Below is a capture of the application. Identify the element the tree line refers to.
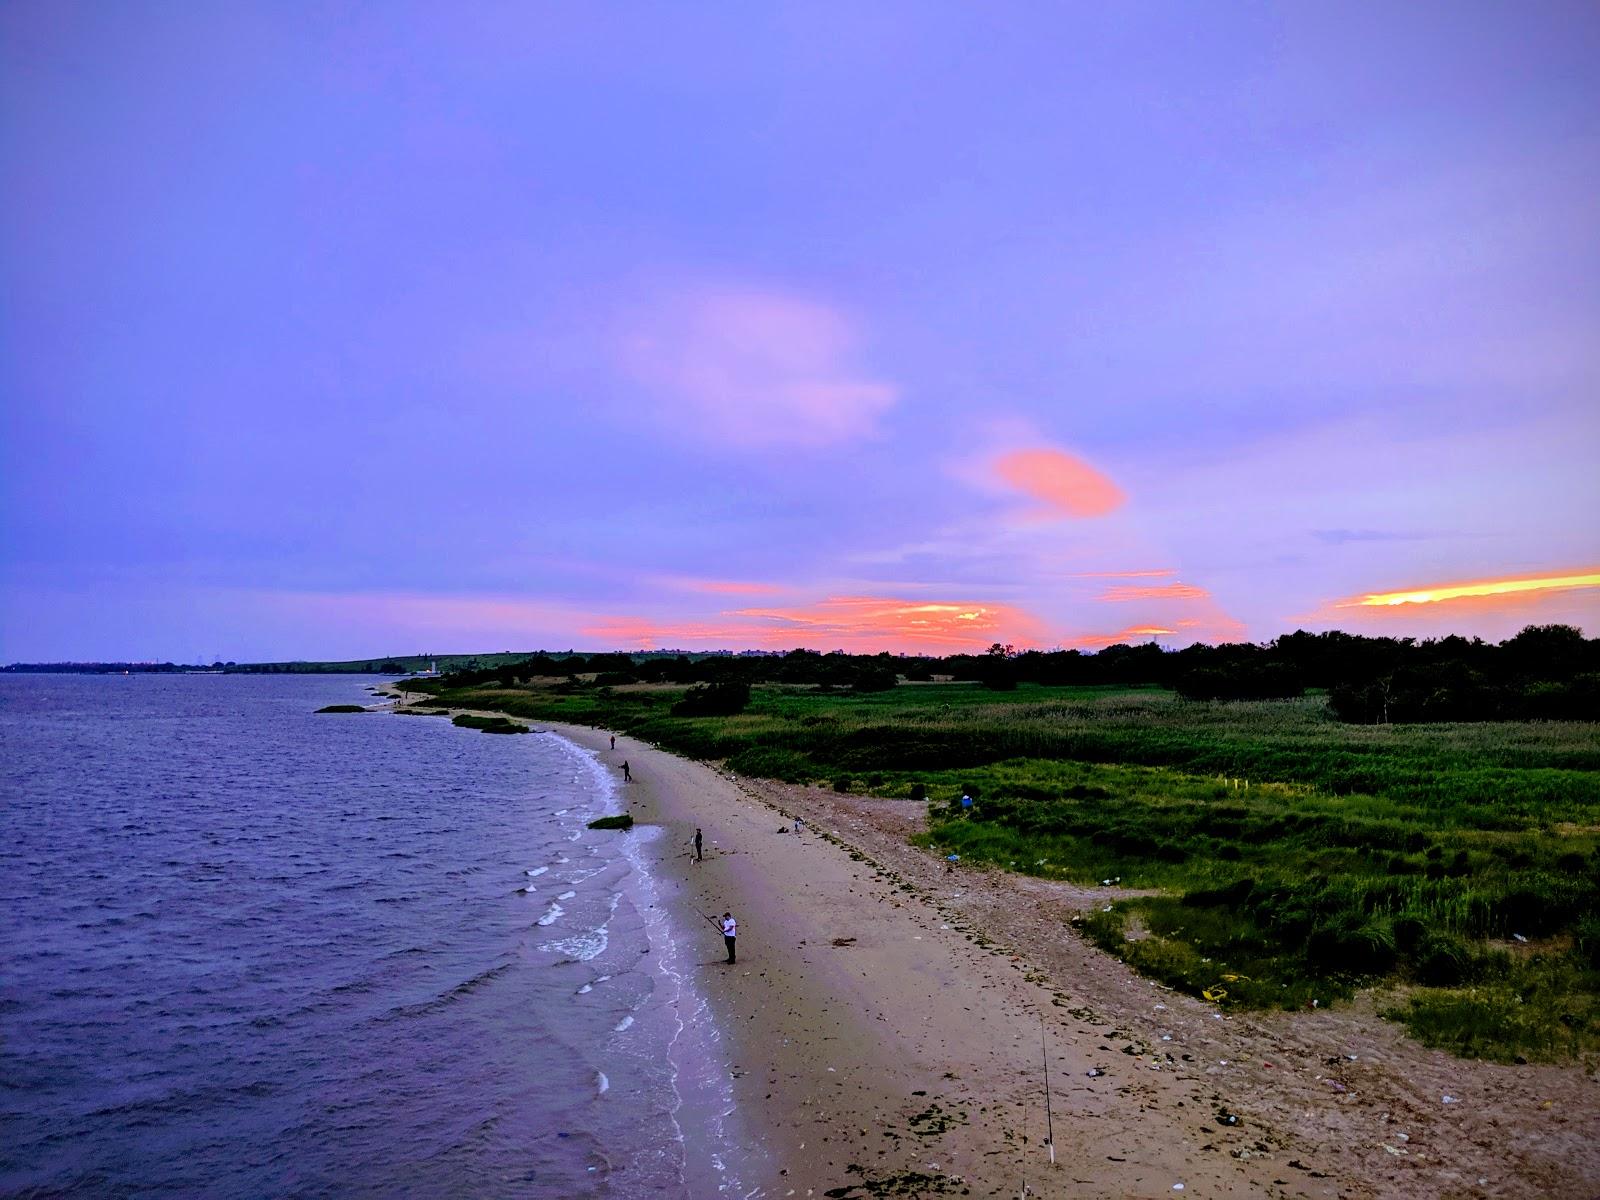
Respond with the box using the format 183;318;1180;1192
427;624;1600;723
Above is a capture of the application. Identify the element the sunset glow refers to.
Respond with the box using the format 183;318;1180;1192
1338;572;1600;609
2;5;1595;662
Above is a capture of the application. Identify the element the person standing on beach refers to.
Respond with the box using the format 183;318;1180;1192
621;760;631;782
610;735;615;750
720;912;737;964
693;828;704;862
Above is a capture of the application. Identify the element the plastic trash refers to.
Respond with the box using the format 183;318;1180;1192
1513;933;1528;943
946;854;960;862
1442;1094;1458;1104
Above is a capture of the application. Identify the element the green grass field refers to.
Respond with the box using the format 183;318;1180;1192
415;676;1600;1061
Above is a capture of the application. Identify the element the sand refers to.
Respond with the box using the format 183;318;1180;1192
406;695;1598;1198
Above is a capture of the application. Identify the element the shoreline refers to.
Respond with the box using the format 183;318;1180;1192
540;719;1337;1199
398;691;1597;1198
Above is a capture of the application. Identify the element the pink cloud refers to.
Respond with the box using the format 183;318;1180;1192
623;287;896;448
1099;581;1210;602
994;448;1125;517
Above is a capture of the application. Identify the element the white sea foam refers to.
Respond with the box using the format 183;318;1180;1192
526;867;548;877
614;1015;634;1032
558;890;576;900
542;927;607;961
597;1071;609;1094
536;903;564;927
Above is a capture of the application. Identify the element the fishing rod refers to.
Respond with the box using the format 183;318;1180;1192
1040;1012;1056;1166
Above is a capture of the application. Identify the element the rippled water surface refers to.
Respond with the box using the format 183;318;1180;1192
0;675;700;1198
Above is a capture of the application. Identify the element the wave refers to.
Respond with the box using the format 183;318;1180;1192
375;959;516;1022
536;903;564;927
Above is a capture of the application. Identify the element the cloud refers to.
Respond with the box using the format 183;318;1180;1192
1332;569;1600;609
993;448;1125;518
1099;581;1210;602
622;286;897;448
587;594;1049;654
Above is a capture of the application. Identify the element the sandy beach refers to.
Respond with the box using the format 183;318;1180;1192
428;696;1597;1199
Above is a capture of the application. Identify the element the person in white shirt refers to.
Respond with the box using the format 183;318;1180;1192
720;912;737;964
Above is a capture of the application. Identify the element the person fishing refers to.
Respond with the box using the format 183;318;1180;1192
692;827;704;862
621;760;630;782
704;911;737;963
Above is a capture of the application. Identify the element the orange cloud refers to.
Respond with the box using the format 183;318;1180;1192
1302;569;1600;641
1333;570;1600;609
1099;581;1210;602
586;595;1048;654
623;287;896;448
994;448;1125;518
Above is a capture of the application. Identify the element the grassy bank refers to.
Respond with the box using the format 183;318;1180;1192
412;676;1600;1061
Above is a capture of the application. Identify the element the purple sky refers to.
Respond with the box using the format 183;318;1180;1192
3;3;1598;661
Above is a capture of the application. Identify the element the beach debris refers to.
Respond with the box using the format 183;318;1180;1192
1201;986;1227;1002
1513;933;1528;942
1215;1107;1240;1126
831;937;857;947
1172;1185;1185;1191
1087;1068;1104;1077
945;854;960;862
1442;1094;1458;1104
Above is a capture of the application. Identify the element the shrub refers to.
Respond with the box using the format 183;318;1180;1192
1306;917;1396;977
1415;932;1473;985
671;681;751;717
452;714;528;734
908;782;927;802
832;775;853;793
851;666;899;693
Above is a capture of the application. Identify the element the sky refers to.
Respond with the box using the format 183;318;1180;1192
2;2;1598;661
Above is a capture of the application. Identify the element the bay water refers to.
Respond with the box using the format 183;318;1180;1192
0;674;743;1198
